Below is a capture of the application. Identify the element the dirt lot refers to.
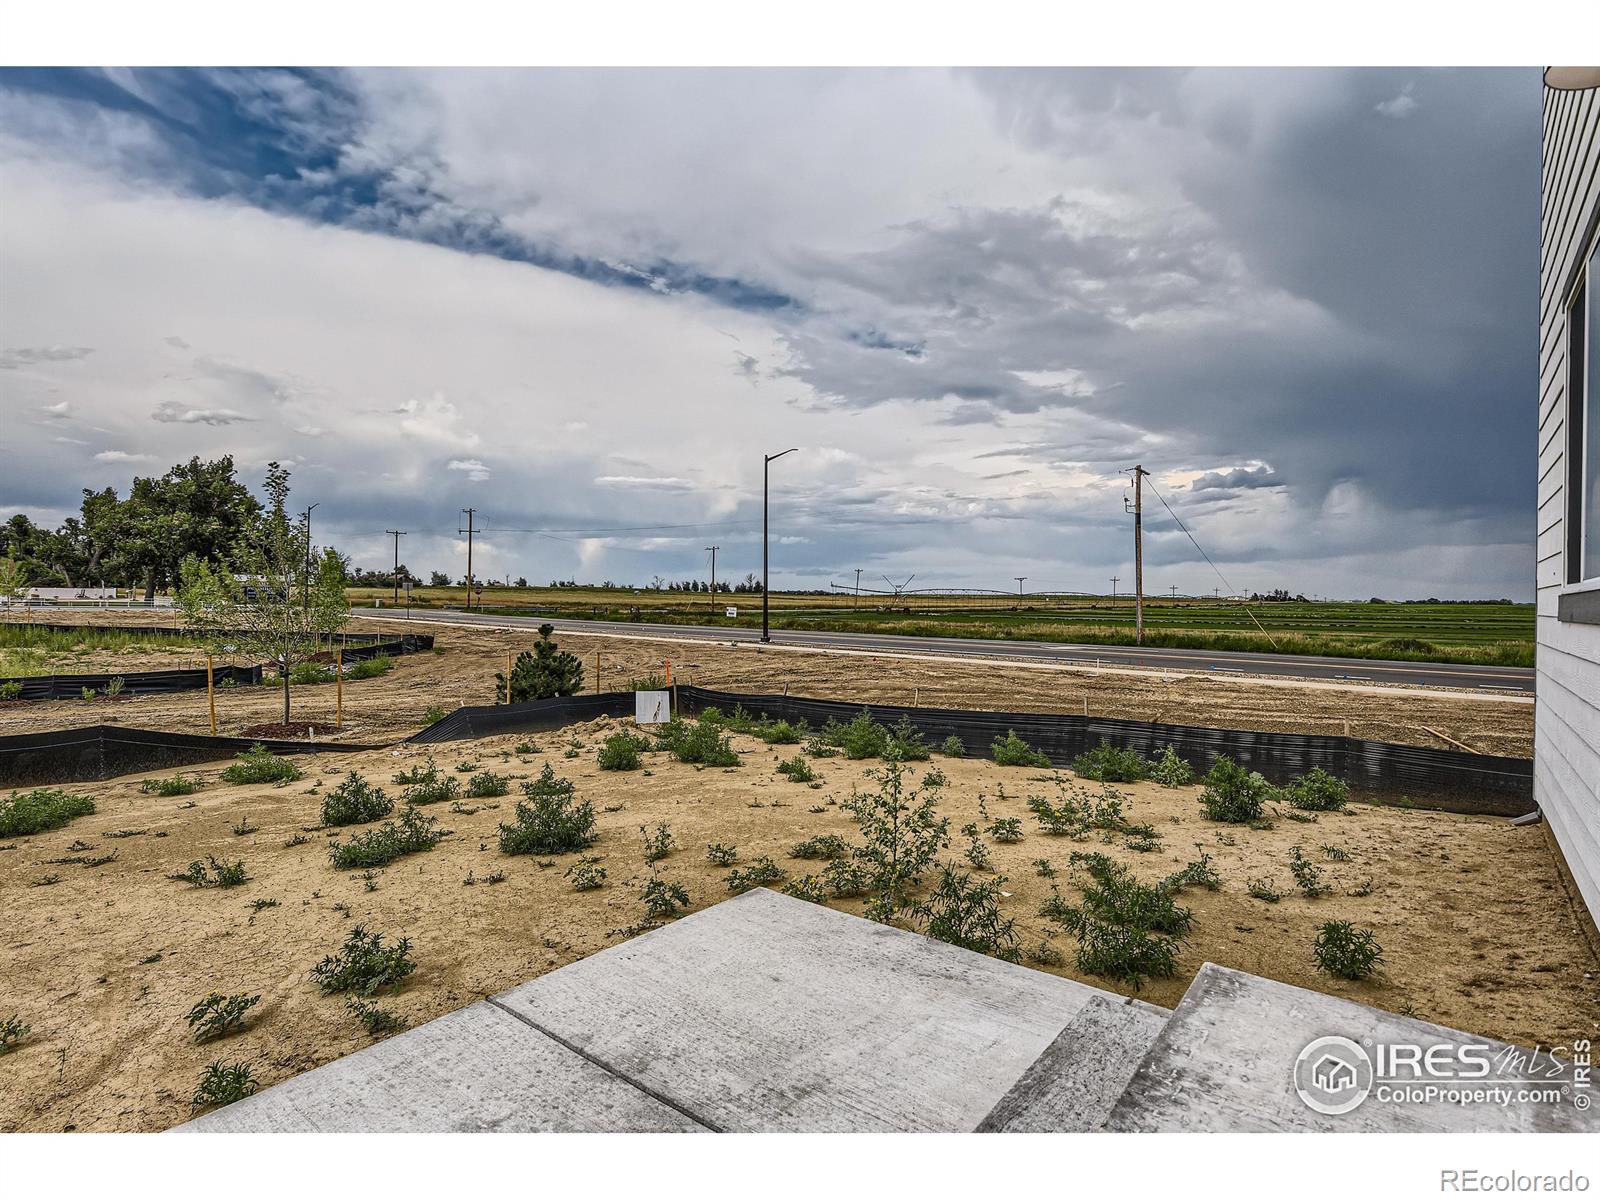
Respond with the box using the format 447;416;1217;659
0;614;1537;757
1;717;1594;1133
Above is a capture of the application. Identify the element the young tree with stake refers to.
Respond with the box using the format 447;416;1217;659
177;463;349;726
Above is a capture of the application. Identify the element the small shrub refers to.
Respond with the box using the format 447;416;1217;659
820;857;872;898
311;925;416;995
659;718;740;766
192;1061;258;1109
186;991;261;1043
1027;939;1066;968
820;710;888;759
462;770;508;798
220;744;300;785
725;856;786;893
1321;844;1350;862
321;773;392;827
1160;852;1222;893
0;681;22;701
991;730;1050;768
706;842;738;866
514;740;539;755
1288;845;1331;897
1246;876;1283;902
565;857;607;890
346;996;406;1036
790;833;850;860
1313;921;1384;980
0;788;96;838
776;755;818;783
81;685;97;701
1072;741;1149;783
913;866;1020;962
961;822;993;871
1284;767;1350;812
1149;746;1196;788
783;873;832;904
841;756;949;922
641;822;676;863
759;720;804;745
423;705;448;726
1072;917;1180;990
347;655;394;681
641;874;690;918
329;807;445;870
940;735;966;758
393;758;459;806
169;856;249;888
498;765;596;856
140;774;200;797
922;766;950;789
597;732;648;771
1;1015;31;1054
886;716;932;761
1032;857;1057;878
1197;756;1272;823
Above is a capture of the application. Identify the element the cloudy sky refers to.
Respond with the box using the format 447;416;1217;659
0;67;1539;598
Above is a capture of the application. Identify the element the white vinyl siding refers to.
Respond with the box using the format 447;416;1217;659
1538;83;1600;923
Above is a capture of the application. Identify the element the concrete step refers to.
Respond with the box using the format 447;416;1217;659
177;1000;704;1132
494;887;1116;1132
1104;963;1599;1133
976;993;1171;1132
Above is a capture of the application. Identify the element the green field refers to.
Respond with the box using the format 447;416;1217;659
349;587;1534;668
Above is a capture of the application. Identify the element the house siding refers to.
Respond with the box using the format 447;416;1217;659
1538;83;1600;922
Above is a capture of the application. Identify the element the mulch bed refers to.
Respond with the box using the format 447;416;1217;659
235;721;325;739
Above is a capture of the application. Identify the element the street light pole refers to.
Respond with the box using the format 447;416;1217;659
762;448;798;643
1015;575;1027;597
301;502;319;607
387;529;406;606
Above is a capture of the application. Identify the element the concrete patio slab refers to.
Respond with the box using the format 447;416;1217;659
1104;963;1599;1133
494;887;1110;1132
178;1000;705;1132
977;993;1170;1132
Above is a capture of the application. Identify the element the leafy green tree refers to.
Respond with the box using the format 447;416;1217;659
0;554;28;605
177;463;348;725
496;624;585;702
121;456;262;600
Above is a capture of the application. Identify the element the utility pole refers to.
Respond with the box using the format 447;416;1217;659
301;502;319;607
1109;575;1120;597
1170;584;1178;601
459;508;478;610
1015;576;1027;596
1125;464;1150;645
762;448;798;642
854;568;862;609
386;529;406;606
705;545;718;611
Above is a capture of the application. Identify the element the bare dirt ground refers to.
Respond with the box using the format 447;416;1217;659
0;614;1536;757
1;717;1594;1133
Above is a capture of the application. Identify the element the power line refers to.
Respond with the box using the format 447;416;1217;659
482;520;761;535
1142;475;1278;648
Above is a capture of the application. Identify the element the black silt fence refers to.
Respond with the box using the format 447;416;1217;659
0;633;433;700
0;664;264;701
408;692;637;742
402;686;1531;817
670;687;1532;817
0;725;382;788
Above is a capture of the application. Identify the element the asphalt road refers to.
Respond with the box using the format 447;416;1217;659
365;606;1535;693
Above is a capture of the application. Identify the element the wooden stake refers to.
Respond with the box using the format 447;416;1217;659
665;658;672;687
506;651;513;703
596;650;601;693
336;634;344;730
207;652;217;735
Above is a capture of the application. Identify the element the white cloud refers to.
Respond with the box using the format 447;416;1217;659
1375;84;1419;119
93;449;155;463
447;458;491;481
152;400;254;426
